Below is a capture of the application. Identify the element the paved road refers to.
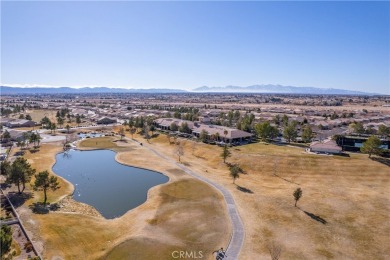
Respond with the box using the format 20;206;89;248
128;138;245;259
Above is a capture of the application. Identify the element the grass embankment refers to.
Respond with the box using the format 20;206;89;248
17;144;73;205
21;136;230;259
134;132;390;259
78;136;121;149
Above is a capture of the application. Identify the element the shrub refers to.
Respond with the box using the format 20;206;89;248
24;241;33;252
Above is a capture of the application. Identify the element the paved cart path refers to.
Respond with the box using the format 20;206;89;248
129;138;245;259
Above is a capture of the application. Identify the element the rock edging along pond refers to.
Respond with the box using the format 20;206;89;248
52;149;169;219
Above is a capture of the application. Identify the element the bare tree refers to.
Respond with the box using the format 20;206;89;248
118;127;125;140
175;141;184;162
130;127;136;139
266;241;282;260
144;125;151;143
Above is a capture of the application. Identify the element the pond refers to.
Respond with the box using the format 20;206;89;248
52;149;169;219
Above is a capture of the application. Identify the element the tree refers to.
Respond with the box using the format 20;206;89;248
0;224;13;255
19;114;25;119
223;129;228;142
65;124;71;134
282;114;289;127
349;122;365;134
118;127;125;140
40;116;51;127
150;125;156;136
35;132;42;147
1;130;11;141
0;161;11;176
221;144;231;163
29;132;37;147
25;114;32;120
361;136;382;158
283;122;298;143
378;125;390;137
200;130;209;143
7;157;35;193
255;122;279;142
301;126;313;143
179;122;191;134
67;113;72;123
33;170;60;205
57;117;64;128
175;141;184;162
50;122;57;134
229;164;240;184
76;114;81;126
293;187;302;207
130;127;136;139
21;133;30;149
273;115;281;126
170;122;178;131
128;118;135;128
144;125;151;143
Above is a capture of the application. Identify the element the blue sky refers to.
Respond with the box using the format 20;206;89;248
1;1;389;94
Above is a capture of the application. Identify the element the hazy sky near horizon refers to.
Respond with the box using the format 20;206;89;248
1;1;389;94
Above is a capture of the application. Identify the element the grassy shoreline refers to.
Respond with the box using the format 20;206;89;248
20;136;230;259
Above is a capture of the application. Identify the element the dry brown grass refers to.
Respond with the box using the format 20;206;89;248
139;133;390;259
79;136;120;149
19;137;230;259
22;143;73;205
26;109;58;123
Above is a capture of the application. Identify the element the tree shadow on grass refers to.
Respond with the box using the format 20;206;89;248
236;185;254;194
273;174;300;185
28;148;40;154
370;157;390;167
302;210;327;224
182;161;191;167
29;203;49;214
7;192;33;208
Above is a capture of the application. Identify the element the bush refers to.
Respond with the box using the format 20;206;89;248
24;241;33;252
1;224;13;254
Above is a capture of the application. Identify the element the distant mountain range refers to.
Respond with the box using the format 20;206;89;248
193;85;377;95
0;85;378;95
0;86;186;94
